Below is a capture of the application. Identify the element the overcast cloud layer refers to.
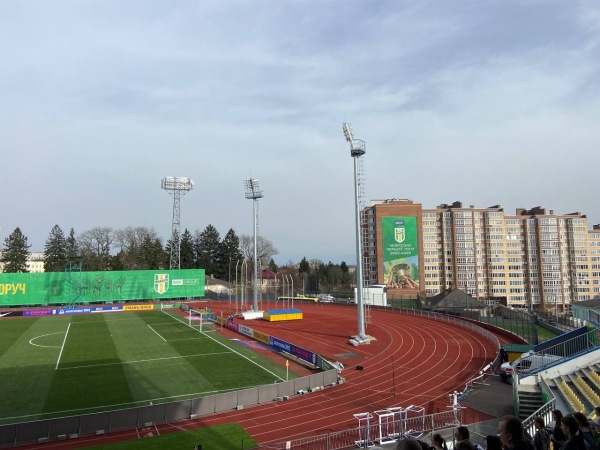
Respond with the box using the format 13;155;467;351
1;0;599;265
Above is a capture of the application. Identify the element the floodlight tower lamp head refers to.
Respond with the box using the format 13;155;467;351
244;178;264;200
343;123;354;143
342;122;366;157
161;176;194;192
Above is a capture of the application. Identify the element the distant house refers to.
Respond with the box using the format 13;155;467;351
259;269;276;289
204;276;232;295
429;288;485;317
0;252;45;273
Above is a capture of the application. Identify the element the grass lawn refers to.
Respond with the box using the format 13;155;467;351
0;310;294;425
86;423;257;450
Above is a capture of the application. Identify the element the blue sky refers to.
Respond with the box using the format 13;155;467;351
1;1;599;265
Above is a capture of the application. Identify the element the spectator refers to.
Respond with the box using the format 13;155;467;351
397;437;425;450
533;417;550;450
432;433;448;450
486;435;503;450
455;426;477;450
573;412;594;450
589;407;600;431
498;415;535;450
552;410;568;450
500;347;509;363
561;415;589;450
417;440;435;450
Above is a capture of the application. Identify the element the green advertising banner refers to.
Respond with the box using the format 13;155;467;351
382;216;420;290
0;269;205;307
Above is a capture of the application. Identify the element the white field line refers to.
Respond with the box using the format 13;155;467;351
147;324;166;341
55;322;71;370
29;332;63;349
160;310;285;382
1;381;267;423
56;351;231;371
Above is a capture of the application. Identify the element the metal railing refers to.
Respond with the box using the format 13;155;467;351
250;409;463;450
521;377;557;439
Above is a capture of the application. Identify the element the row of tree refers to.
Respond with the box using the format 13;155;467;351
1;225;275;279
1;226;353;291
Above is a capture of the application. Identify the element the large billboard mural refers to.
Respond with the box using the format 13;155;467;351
382;216;419;290
0;269;205;307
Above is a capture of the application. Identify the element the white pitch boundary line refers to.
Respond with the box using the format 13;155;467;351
147;324;166;341
57;351;231;371
0;381;269;423
160;310;285;382
55;322;71;370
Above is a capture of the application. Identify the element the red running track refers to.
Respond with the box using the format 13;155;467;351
16;302;499;449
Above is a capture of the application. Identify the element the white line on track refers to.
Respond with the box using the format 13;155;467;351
55;322;71;370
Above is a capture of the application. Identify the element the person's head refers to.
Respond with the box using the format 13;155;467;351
573;412;590;428
485;435;502;450
499;415;525;447
534;416;545;430
561;415;580;438
552;409;564;424
397;437;424;450
432;433;446;449
456;426;470;441
595;406;600;417
417;440;433;450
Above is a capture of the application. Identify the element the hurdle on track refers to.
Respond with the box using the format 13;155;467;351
374;409;397;445
386;406;406;439
353;412;374;448
405;405;425;438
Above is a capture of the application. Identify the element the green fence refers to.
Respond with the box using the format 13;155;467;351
0;269;205;306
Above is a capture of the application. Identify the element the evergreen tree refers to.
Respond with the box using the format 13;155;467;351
65;228;80;259
140;236;167;269
193;225;221;276
215;228;243;281
268;258;278;273
299;257;310;274
180;229;195;269
1;227;31;273
43;225;68;272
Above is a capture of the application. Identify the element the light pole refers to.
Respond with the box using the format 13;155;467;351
244;178;263;311
343;123;368;343
161;176;194;270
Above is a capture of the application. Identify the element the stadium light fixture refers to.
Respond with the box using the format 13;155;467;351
244;178;263;312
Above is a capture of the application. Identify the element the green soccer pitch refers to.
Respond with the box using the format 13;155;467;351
0;310;293;425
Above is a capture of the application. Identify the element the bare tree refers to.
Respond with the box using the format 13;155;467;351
113;227;160;270
240;235;279;268
78;227;113;270
114;226;159;253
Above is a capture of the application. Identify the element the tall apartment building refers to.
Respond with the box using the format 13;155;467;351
363;199;600;311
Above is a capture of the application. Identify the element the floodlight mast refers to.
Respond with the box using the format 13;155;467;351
244;178;263;311
342;123;368;343
161;176;194;270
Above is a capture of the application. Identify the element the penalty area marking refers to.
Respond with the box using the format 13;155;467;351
147;324;166;342
160;310;285;382
29;332;64;349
